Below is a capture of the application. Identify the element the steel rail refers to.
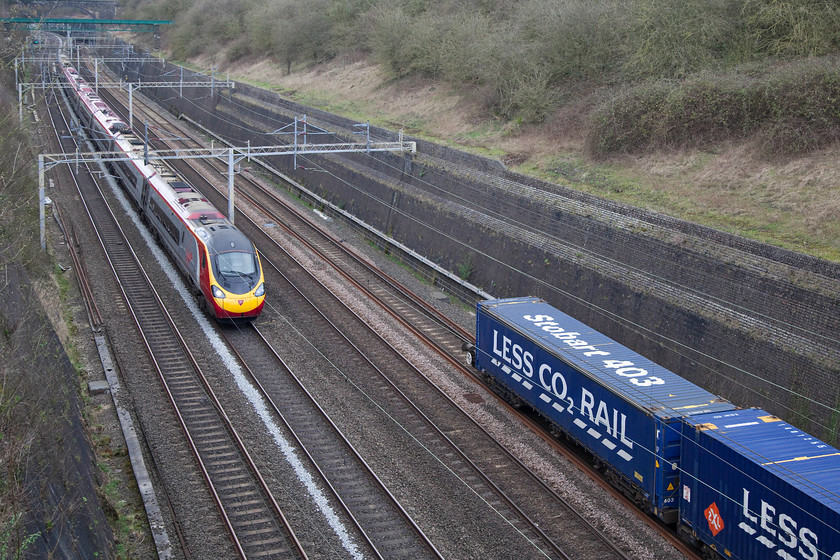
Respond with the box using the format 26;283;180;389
224;324;447;559
51;70;308;560
113;86;628;560
44;85;193;560
51;202;104;330
93;64;696;560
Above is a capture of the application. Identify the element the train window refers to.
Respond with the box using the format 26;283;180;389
216;251;257;276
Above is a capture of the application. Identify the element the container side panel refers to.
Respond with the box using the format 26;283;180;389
476;301;660;503
475;297;735;519
477;298;733;416
680;409;840;560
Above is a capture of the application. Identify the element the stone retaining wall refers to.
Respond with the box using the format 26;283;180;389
108;46;840;444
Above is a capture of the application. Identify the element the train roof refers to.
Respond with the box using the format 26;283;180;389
202;225;254;254
478;297;734;419
684;408;840;511
62;62;239;237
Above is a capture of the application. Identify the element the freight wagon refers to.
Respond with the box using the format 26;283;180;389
680;408;840;560
472;297;735;523
471;297;840;559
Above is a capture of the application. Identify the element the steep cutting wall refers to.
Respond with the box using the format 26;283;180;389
107;46;840;444
0;263;114;558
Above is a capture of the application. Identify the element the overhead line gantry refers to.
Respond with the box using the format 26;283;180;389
28;45;416;249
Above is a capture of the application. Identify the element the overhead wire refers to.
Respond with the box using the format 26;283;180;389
287;153;840;431
106;46;840;432
137;56;840;352
62;46;840;549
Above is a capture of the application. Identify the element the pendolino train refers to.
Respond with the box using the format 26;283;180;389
468;297;840;560
59;55;265;321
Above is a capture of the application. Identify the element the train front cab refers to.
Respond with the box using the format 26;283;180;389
199;230;265;322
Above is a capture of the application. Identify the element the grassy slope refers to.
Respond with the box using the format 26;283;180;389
194;53;840;264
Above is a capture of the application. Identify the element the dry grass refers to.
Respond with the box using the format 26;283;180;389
216;55;840;263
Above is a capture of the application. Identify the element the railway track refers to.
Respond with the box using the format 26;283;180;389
227;172;476;361
85;77;629;558
76;55;692;558
217;175;702;560
92;54;840;370
49;68;307;560
83;63;476;361
223;324;443;560
52;202;104;330
210;169;700;560
235;233;618;559
138;135;635;558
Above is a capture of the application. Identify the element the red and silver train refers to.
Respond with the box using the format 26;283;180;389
60;55;265;321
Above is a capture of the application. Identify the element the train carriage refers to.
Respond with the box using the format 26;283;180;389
680;408;840;560
60;56;264;321
472;297;840;559
473;297;735;523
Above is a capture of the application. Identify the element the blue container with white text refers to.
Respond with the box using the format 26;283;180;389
680;408;840;560
475;297;734;523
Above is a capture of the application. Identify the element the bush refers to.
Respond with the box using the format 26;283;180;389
495;66;558;124
243;0;336;73
744;0;840;57
513;0;625;82
586;81;672;157
435;12;495;84
587;57;840;158
755;60;840;155
366;5;417;77
624;0;745;79
145;0;840;149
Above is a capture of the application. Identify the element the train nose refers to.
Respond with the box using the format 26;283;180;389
218;295;262;314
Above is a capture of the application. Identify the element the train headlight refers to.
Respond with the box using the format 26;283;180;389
254;283;264;297
211;285;225;299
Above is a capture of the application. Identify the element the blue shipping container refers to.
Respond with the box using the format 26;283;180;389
475;297;734;523
680;408;840;560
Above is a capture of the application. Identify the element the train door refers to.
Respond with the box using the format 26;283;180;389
179;230;199;283
654;418;682;524
198;246;211;306
130;171;145;204
140;181;150;213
